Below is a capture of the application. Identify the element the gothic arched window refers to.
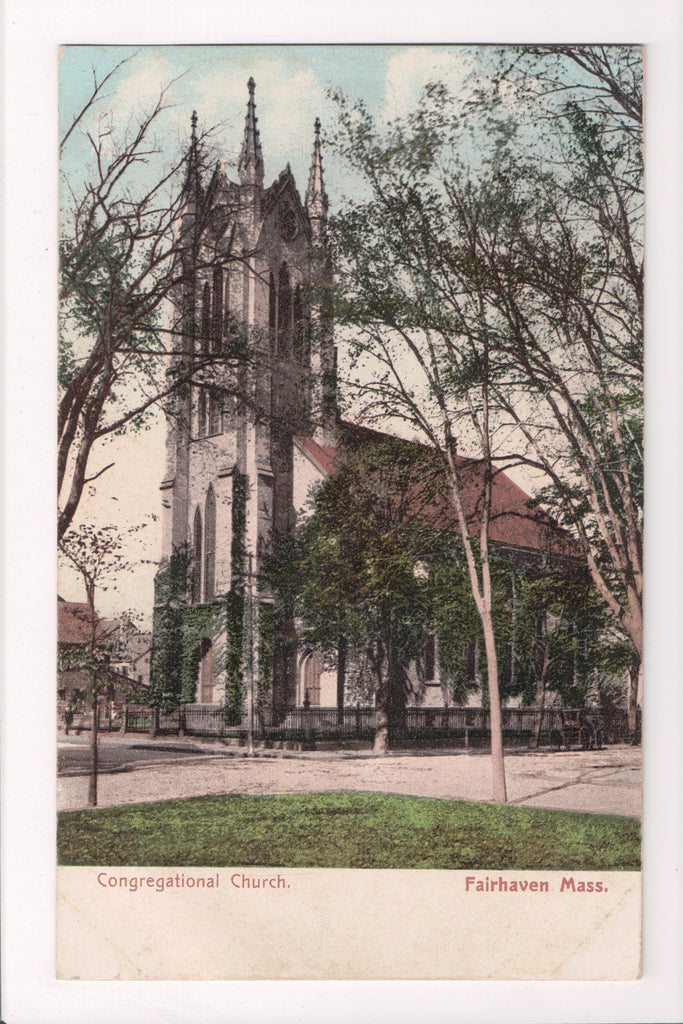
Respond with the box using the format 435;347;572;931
223;270;231;349
191;506;203;604
423;633;436;682
201;282;211;353
211;268;223;354
208;391;222;436
277;263;292;357
268;271;277;350
197;389;207;437
204;485;216;602
198;638;214;703
293;283;305;361
302;654;322;707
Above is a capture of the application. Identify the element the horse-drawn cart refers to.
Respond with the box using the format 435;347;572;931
549;709;604;751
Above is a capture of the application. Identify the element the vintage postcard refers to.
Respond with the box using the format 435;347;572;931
52;42;647;984
0;0;681;1014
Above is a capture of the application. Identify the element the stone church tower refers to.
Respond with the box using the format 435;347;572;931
151;80;335;721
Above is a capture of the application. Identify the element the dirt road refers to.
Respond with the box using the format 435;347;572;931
57;739;641;817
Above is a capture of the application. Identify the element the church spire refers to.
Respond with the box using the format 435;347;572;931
182;109;203;204
305;117;329;241
238;77;264;188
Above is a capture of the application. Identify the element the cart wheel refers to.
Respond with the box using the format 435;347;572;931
550;729;563;752
580;727;593;750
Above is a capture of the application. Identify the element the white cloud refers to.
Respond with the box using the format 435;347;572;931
381;47;475;121
189;57;328;191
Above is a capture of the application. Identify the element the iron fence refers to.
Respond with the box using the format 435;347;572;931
111;703;630;747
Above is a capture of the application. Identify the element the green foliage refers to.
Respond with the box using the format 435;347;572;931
58;791;640;870
149;550;188;710
257;601;275;714
294;439;437;666
181;605;219;703
329;48;643;675
224;470;247;725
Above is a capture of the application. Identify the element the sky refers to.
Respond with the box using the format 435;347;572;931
58;44;498;619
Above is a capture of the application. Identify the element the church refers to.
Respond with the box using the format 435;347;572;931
150;80;580;724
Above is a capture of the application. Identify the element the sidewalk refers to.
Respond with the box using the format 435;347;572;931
57;740;642;818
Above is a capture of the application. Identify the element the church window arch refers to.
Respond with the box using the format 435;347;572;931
211;268;223;354
423;633;436;682
268;271;277;350
200;281;211;353
223;270;232;349
198;637;214;703
197;389;208;437
191;506;203;604
277;262;292;357
301;653;322;707
204;485;216;602
293;283;306;361
208;391;222;435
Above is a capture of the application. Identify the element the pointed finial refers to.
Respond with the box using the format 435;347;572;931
184;109;202;199
239;77;264;187
306;117;329;234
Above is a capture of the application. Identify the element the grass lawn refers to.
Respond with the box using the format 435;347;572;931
57;791;641;869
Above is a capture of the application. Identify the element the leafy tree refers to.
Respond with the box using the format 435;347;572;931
328;46;643;800
454;46;643;729
288;438;442;753
59;523;135;806
330;89;536;800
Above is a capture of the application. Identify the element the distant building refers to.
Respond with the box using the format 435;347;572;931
57;598;148;728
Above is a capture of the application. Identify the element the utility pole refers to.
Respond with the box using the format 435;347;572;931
246;551;255;756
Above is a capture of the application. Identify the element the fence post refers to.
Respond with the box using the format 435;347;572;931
122;703;129;735
355;701;361;739
178;703;186;739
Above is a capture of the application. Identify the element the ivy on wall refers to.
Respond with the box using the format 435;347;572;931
150;547;220;707
181;604;219;702
149;548;188;711
224;469;247;724
257;600;274;716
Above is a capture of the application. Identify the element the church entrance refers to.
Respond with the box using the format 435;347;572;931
198;638;214;704
301;654;322;706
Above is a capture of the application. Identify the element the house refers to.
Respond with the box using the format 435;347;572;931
150;80;583;722
57;598;148;728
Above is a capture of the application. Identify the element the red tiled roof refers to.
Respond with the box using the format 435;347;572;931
297;422;582;559
57;600;105;646
295;435;339;476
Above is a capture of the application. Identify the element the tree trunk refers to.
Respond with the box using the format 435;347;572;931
627;653;641;740
532;641;549;749
336;636;346;726
88;692;98;808
373;705;389;755
482;619;507;803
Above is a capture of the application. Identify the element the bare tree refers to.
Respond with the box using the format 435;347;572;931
59;62;263;540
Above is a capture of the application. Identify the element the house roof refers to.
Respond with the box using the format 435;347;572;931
296;422;582;560
57;600;104;646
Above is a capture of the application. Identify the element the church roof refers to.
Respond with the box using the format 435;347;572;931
297;422;582;560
